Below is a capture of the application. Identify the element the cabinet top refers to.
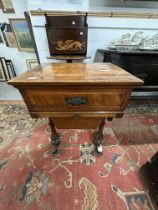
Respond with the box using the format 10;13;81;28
8;62;143;86
99;49;158;55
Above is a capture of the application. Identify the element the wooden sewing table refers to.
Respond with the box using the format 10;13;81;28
8;63;143;155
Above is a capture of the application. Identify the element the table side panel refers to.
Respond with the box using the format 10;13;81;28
21;87;131;112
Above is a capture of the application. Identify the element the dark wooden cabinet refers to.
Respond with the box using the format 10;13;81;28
45;14;88;55
98;49;158;100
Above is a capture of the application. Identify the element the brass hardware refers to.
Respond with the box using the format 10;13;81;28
66;97;87;106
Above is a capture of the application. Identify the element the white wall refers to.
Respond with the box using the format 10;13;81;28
0;0;36;75
2;0;158;72
90;0;158;9
27;0;89;11
27;0;158;11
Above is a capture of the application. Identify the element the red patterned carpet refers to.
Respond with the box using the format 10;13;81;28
0;102;158;210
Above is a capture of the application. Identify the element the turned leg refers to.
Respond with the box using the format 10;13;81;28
49;118;60;155
93;118;105;155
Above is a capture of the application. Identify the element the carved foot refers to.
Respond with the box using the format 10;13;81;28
92;118;105;155
51;134;60;146
93;132;103;155
50;134;60;155
49;118;61;155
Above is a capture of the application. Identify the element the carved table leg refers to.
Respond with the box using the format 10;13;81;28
93;118;105;155
49;118;60;155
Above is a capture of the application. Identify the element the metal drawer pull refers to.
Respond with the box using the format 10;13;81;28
66;97;87;106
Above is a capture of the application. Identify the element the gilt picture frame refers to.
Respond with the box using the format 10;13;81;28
0;32;3;43
9;18;34;52
26;59;39;70
5;31;17;48
0;0;15;13
0;60;6;81
0;23;17;47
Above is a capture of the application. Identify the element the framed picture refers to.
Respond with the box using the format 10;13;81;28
0;32;3;43
0;60;6;81
26;59;39;70
9;18;34;52
5;32;17;48
0;23;17;47
0;0;15;13
6;59;16;78
0;57;10;80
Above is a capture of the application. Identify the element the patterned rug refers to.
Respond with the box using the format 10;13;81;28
0;102;158;210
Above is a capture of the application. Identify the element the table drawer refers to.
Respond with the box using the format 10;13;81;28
23;88;128;112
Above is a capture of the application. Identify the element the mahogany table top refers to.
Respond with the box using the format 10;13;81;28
8;63;143;87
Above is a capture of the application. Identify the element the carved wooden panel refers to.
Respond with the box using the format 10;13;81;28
46;27;87;55
45;14;88;55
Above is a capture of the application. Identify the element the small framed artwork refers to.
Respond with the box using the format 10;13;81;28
5;32;17;48
26;59;39;70
9;18;34;52
0;0;15;13
0;57;10;80
0;23;17;47
0;61;6;81
0;32;3;43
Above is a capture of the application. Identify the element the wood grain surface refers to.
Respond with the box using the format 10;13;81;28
8;63;143;86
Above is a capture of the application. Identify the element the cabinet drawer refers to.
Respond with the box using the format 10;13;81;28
24;88;128;112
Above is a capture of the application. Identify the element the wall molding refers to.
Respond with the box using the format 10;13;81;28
33;25;158;31
30;10;87;16
30;10;158;19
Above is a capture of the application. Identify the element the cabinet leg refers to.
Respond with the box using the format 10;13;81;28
93;118;105;155
49;118;60;155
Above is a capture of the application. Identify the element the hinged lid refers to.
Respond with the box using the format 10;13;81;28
8;63;144;87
